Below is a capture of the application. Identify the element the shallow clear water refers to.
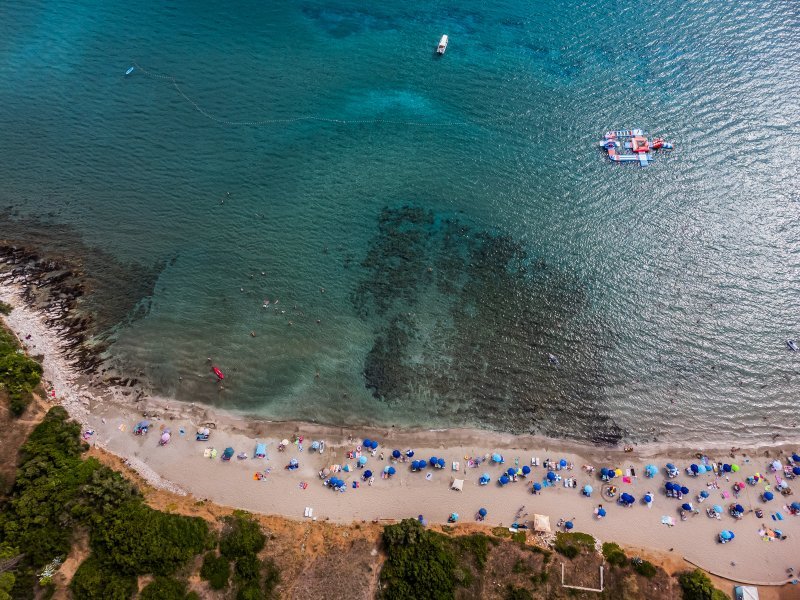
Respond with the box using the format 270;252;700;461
1;0;799;442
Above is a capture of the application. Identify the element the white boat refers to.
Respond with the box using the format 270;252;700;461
437;35;448;55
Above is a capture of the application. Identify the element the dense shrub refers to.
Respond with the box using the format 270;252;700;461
678;569;729;600
601;542;628;567
380;519;457;600
237;582;266;600
0;301;12;315
553;532;593;559
505;585;534;600
633;559;657;578
70;555;136;600
0;328;42;417
91;500;210;575
139;576;190;600
200;551;230;590
220;512;266;560
234;554;262;582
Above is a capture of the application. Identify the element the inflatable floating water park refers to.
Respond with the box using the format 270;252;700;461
599;129;673;167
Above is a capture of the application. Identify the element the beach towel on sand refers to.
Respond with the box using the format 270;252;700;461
661;516;675;526
623;476;632;484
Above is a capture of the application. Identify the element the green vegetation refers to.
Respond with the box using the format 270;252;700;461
0;407;214;599
0;301;11;315
632;559;657;578
678;569;729;600
602;542;628;567
200;551;230;589
140;576;194;600
220;511;267;559
0;327;42;416
381;518;458;599
553;531;595;559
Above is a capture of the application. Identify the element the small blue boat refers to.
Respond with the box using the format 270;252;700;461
125;66;135;76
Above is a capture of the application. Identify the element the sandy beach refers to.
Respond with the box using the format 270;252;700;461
2;282;799;588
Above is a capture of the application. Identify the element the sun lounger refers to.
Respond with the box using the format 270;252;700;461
452;462;460;471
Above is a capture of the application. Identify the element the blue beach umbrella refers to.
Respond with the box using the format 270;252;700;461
363;438;371;448
532;482;542;491
680;486;689;495
584;484;593;495
697;464;707;474
522;465;531;475
713;504;723;514
720;530;733;541
690;464;699;474
417;460;426;470
492;453;503;463
700;491;709;498
430;457;438;467
565;521;574;530
364;470;372;478
601;467;610;478
383;466;391;473
607;469;616;479
644;494;653;503
791;502;800;511
763;491;774;501
666;463;676;471
734;504;744;513
682;503;692;511
500;475;510;486
507;467;516;476
482;472;491;480
645;464;658;477
358;456;368;466
392;449;401;459
406;450;415;458
559;459;568;468
437;458;445;468
723;464;732;473
478;508;488;517
370;440;379;449
793;466;800;476
793;454;800;462
665;482;674;491
388;466;396;475
411;460;420;470
622;493;635;504
597;507;606;517
547;471;557;481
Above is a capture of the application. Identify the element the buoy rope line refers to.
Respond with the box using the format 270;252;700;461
131;61;476;128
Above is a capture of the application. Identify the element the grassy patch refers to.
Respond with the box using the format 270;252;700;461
601;542;628;567
554;531;594;558
0;327;42;416
492;527;511;538
632;559;657;578
0;301;12;315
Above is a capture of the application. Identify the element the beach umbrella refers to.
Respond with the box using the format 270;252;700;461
507;467;516;476
364;470;372;478
697;465;706;474
430;457;439;467
690;464;699;474
492;453;503;463
478;508;488;517
418;460;426;470
645;464;657;477
607;470;616;479
383;466;391;473
358;456;368;466
559;459;568;468
406;450;415;457
682;503;692;511
665;482;674;491
363;438;371;447
771;460;782;471
712;504;723;514
722;464;732;473
522;465;531;475
720;530;733;540
547;471;557;481
731;464;740;472
763;491;774;501
565;521;574;530
791;502;800;511
411;460;420;470
623;493;635;504
482;472;491;480
793;466;800;476
500;475;510;486
533;482;542;491
584;484;593;495
644;494;653;503
614;468;623;477
734;504;744;514
388;466;396;475
700;491;709;498
437;458;445;468
370;440;379;449
392;449;401;459
793;454;800;462
597;507;606;517
281;439;290;446
600;467;609;477
666;463;676;471
680;486;689;495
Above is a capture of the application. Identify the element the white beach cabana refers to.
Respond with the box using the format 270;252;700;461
451;479;464;491
533;514;551;533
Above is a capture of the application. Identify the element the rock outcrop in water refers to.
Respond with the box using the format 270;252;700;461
354;205;623;444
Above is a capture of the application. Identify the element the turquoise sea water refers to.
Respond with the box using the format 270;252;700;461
1;0;799;443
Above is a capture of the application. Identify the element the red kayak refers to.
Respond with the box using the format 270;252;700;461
212;366;225;380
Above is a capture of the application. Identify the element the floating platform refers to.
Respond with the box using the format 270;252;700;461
599;129;672;167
